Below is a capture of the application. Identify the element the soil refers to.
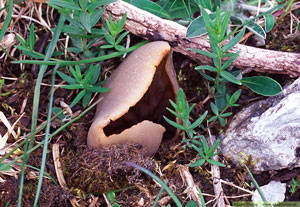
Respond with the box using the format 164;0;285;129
0;2;300;207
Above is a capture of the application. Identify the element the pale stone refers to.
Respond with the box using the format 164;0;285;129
221;78;300;171
252;181;286;204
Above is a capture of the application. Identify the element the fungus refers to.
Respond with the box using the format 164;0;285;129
87;41;180;155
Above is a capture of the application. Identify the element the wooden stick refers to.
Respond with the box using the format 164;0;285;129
103;1;300;77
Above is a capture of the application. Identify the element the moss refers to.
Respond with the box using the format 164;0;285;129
61;143;156;195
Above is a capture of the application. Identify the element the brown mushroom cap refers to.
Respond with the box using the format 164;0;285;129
88;41;179;155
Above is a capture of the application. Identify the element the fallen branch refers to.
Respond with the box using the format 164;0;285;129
103;1;300;77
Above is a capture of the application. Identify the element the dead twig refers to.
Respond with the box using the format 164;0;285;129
178;164;203;207
103;0;300;77
207;128;225;207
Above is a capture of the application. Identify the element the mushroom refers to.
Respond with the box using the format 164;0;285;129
87;41;180;155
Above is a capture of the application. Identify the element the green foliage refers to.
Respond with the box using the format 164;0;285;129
189;137;225;167
186;0;284;39
102;13;129;52
164;88;224;167
0;0;13;43
241;76;281;96
15;24;45;59
124;0;172;19
190;5;281;123
57;64;110;108
106;191;121;207
208;89;241;126
290;178;300;195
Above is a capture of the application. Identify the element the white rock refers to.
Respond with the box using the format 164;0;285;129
221;78;300;171
252;181;286;204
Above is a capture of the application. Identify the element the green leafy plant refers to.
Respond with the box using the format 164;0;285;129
208;89;241;126
164;88;224;167
189;6;281;117
101;13;129;52
15;24;45;60
57;64;109;108
106;191;121;207
187;0;284;39
290;178;300;195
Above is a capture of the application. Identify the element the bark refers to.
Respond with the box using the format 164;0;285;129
103;0;300;77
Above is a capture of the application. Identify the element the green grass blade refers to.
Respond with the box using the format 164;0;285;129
0;0;13;42
12;41;147;65
18;15;66;207
4;99;101;167
34;64;59;206
244;165;269;204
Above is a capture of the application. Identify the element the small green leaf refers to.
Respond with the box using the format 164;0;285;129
188;48;218;59
202;137;209;154
264;13;275;33
83;66;96;86
208;115;217;122
169;99;179;112
163;116;185;130
166;108;181;119
208;139;220;154
90;8;105;27
220;71;242;85
206;159;225;167
106;191;117;203
229;89;241;105
186;16;207;38
74;65;82;81
218;116;226;126
87;86;110;93
197;69;215;81
89;64;101;85
246;21;266;39
123;0;171;19
16;34;26;46
62;84;83;90
222;27;246;53
104;34;115;45
220;112;232;117
47;0;81;11
70;90;86;108
177;88;186;113
187;111;208;130
79;12;91;33
210;102;219;115
116;31;129;45
241;76;282;96
190;159;205;167
52;107;64;119
195;65;217;72
0;163;12;171
220;11;231;40
185;201;198;207
115;45;126;52
200;6;215;30
87;0;117;11
116;13;127;34
29;24;35;50
221;52;239;70
82;91;92;107
57;71;77;84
